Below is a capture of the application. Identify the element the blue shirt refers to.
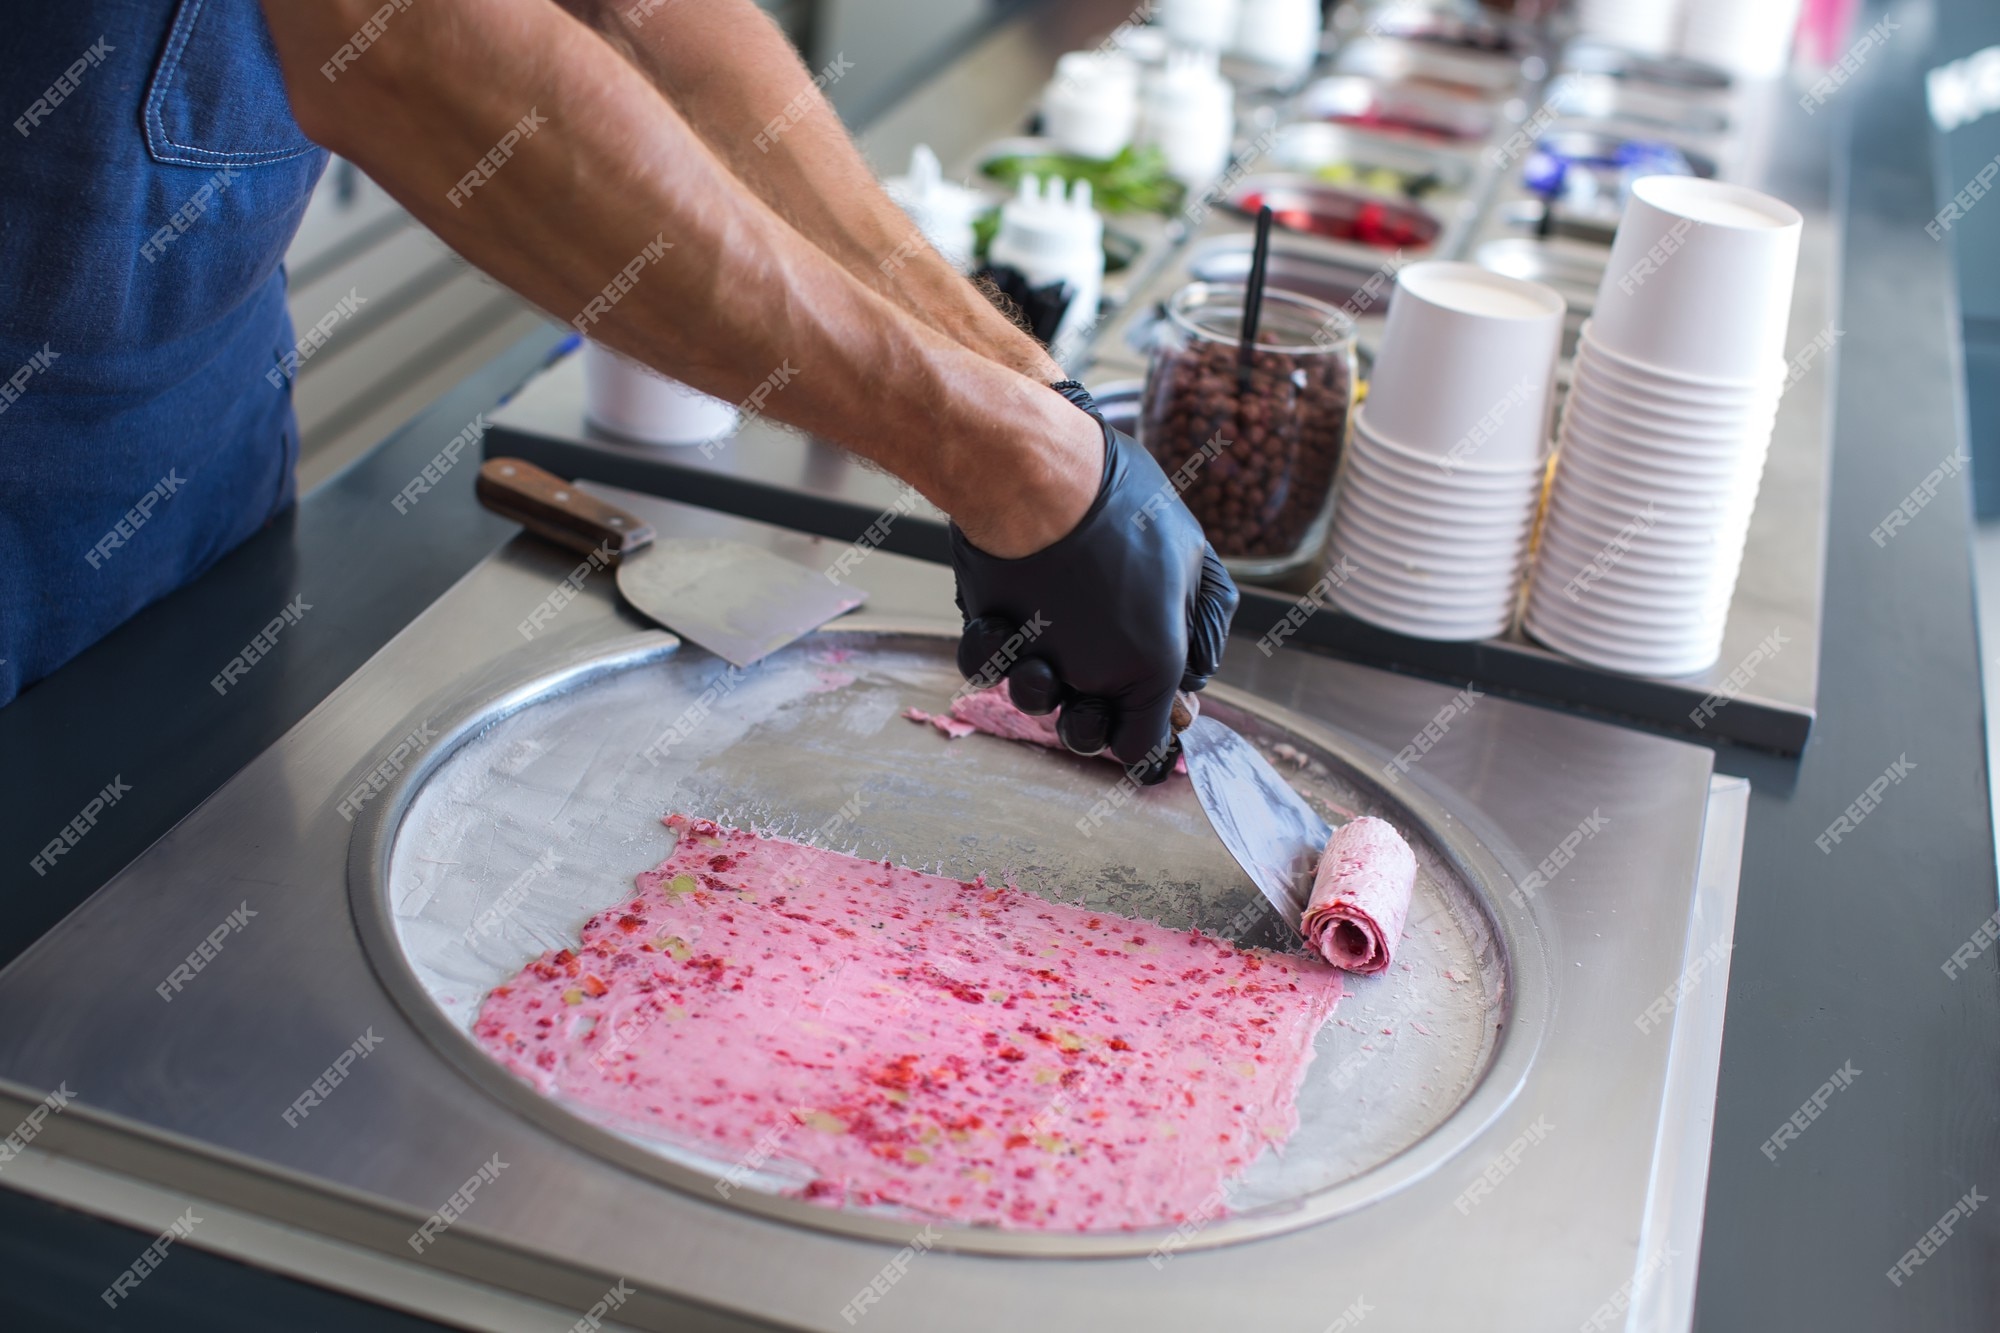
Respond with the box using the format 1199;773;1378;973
0;0;327;706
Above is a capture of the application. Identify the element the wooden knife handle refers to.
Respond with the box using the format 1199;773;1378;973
476;457;655;562
1170;691;1200;733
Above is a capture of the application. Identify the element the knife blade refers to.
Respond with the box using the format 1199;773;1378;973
1177;714;1332;934
615;537;864;668
476;458;864;666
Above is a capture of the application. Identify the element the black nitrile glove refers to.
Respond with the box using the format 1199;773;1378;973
949;394;1239;785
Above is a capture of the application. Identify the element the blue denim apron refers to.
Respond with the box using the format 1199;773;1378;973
0;0;328;706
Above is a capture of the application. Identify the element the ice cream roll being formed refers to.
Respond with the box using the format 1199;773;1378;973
1301;815;1417;975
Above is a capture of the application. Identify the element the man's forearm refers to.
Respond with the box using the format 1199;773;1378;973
261;0;1095;556
569;0;1063;383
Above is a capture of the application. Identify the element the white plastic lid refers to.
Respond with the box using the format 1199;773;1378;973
884;144;983;226
1054;50;1138;89
993;175;1104;264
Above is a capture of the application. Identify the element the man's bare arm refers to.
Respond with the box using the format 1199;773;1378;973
565;0;1062;382
260;0;1095;557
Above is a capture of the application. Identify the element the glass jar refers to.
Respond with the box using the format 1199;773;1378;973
1138;283;1357;579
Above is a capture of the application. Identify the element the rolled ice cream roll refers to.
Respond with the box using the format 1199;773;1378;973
1300;816;1416;974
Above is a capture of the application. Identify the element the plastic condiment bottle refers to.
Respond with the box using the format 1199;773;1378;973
1231;0;1323;80
1139;50;1236;187
1156;0;1242;52
985;174;1105;369
1041;51;1141;161
882;144;984;274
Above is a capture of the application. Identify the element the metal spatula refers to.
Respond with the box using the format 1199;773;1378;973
476;457;865;667
1171;696;1331;934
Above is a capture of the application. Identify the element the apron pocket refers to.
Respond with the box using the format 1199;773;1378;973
143;0;321;168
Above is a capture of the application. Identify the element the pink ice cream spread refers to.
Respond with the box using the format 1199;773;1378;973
906;684;1188;772
473;815;1342;1230
1300;816;1417;975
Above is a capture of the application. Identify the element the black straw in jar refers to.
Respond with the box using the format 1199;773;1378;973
1237;203;1275;390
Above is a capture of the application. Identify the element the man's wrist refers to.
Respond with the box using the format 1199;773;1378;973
946;381;1104;559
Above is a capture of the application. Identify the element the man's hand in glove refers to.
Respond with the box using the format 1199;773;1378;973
948;385;1239;785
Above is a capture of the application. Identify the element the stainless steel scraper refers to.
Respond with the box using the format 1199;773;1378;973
1173;699;1331;934
477;457;865;666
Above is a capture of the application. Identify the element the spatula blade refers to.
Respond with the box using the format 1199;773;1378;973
617;538;865;667
1178;716;1333;934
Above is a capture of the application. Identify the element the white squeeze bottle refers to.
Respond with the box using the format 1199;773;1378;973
985;174;1105;370
882;144;983;274
1041;50;1141;160
1139;49;1235;187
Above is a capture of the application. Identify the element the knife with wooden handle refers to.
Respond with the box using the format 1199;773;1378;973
476;457;656;560
477;457;865;667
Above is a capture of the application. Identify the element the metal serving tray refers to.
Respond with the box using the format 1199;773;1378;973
0;488;1738;1332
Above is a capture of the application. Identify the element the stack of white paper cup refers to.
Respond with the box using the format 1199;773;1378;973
1525;176;1803;677
1575;0;1682;57
1677;0;1802;79
583;342;740;446
1328;262;1566;641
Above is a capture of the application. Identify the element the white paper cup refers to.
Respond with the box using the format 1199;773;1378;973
1555;444;1759;503
1677;0;1802;79
1540;488;1751;559
1334;579;1516;641
1539;489;1749;564
1335;560;1520;611
1571;348;1783;419
1333;501;1531;567
1531;579;1734;640
1528;536;1736;600
1342;444;1547;515
1333;507;1532;571
1570;366;1783;433
1530;595;1729;649
1564;383;1779;451
1562;415;1772;478
1338;481;1541;541
1335;525;1524;583
1342;559;1526;606
1353;407;1550;483
1561;408;1766;467
1363;263;1566;470
1536;515;1737;580
1526;610;1728;672
1550;465;1758;535
1589;179;1803;383
1576;0;1681;57
1559;580;1736;632
1523;603;1724;677
583;342;740;446
1336;555;1525;608
1578;328;1789;406
1559;416;1770;489
1576;327;1787;399
1559;414;1771;489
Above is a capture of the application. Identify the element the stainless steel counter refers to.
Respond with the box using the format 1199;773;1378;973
0;485;1740;1332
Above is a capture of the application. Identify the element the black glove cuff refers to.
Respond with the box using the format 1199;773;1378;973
1048;379;1099;418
